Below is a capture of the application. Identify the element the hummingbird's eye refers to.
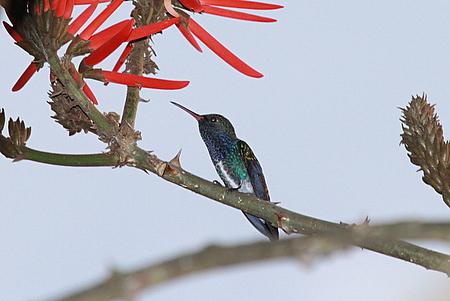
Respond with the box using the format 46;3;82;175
211;117;217;122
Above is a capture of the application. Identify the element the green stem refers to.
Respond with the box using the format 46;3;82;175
120;1;148;128
21;147;119;167
121;40;146;127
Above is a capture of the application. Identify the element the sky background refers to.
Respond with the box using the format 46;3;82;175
1;1;450;300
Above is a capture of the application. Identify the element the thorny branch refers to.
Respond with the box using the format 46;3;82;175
1;1;450;301
3;94;450;277
46;222;450;301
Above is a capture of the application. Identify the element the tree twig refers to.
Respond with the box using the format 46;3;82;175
133;147;450;276
45;222;450;301
16;147;119;167
33;11;450;283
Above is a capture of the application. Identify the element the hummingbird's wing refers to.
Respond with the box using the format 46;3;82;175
238;140;279;240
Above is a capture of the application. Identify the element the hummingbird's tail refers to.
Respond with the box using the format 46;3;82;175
243;212;279;241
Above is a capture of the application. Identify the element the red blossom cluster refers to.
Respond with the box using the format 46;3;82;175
2;0;281;104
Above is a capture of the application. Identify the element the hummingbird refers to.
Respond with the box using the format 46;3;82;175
171;101;279;241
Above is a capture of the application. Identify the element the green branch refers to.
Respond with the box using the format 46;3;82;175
19;147;119;167
6;55;450;276
132;147;450;276
45;222;450;301
121;1;163;128
121;39;145;127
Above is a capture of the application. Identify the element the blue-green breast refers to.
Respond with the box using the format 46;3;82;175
201;132;252;191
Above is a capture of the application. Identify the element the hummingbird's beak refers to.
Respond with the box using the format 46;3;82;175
171;101;204;121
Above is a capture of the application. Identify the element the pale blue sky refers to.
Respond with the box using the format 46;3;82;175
1;1;450;300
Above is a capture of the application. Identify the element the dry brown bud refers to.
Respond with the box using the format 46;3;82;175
400;94;450;207
48;81;95;136
0;111;31;160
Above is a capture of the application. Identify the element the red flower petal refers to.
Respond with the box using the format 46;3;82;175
64;0;75;19
164;0;179;17
67;1;98;36
89;19;131;50
83;19;134;66
3;21;23;42
127;17;179;42
12;62;38;92
35;2;42;15
56;0;67;17
80;0;124;40
44;0;51;12
175;23;202;52
200;0;283;10
74;0;109;4
201;5;276;22
69;63;99;104
112;42;134;72
101;71;190;90
82;82;99;104
51;0;59;10
179;0;203;12
188;19;263;78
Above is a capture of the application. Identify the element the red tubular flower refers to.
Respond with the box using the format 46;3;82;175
56;0;67;17
3;0;280;101
35;2;42;15
112;42;134;72
201;5;276;22
179;0;203;12
88;19;132;50
51;0;61;11
67;1;98;36
100;71;190;90
127;17;180;42
79;0;124;40
200;0;283;10
69;62;98;104
165;0;281;77
188;19;263;78
64;0;75;19
74;0;109;4
179;0;281;20
82;83;99;105
83;19;134;66
12;62;39;92
43;0;51;12
3;21;23;43
176;22;202;52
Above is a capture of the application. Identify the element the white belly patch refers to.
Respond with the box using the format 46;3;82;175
216;161;254;194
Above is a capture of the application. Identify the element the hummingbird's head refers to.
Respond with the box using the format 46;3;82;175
171;102;237;139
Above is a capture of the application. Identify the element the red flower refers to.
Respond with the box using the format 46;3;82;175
12;62;39;92
79;0;124;40
67;1;98;36
86;70;190;90
2;21;23;43
168;0;283;77
112;43;134;72
83;19;135;67
3;0;281;103
3;0;191;104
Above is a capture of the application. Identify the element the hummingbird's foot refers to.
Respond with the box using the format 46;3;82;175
213;180;224;186
228;184;242;192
